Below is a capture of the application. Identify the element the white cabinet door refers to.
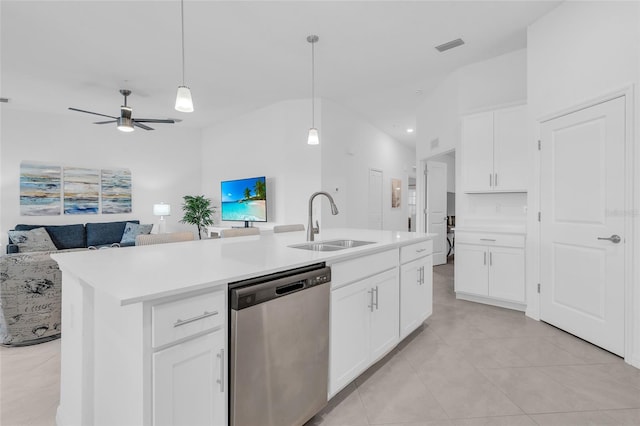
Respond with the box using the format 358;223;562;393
153;329;226;426
488;247;525;303
329;279;370;396
369;269;399;361
400;255;433;339
493;106;528;192
461;112;494;192
454;243;488;296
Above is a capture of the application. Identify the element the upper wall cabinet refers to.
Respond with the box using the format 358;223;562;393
461;105;528;193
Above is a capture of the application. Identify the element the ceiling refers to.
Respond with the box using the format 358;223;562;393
1;1;560;146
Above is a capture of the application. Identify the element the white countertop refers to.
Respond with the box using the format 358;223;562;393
452;225;526;235
53;228;433;306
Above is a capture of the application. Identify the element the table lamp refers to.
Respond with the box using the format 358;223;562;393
153;203;171;234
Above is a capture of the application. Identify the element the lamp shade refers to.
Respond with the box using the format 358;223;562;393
175;86;194;112
307;128;319;145
153;203;171;216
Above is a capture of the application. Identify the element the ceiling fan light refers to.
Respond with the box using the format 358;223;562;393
175;86;194;113
117;116;134;132
307;128;319;145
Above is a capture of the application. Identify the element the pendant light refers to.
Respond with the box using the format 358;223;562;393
175;0;194;112
307;35;319;145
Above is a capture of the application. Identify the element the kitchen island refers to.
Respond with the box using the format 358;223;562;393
53;228;433;426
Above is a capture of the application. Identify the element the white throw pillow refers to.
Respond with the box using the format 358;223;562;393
8;227;58;252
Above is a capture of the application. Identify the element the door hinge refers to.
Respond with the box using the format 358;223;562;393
538;211;541;222
537;283;541;293
538;140;541;150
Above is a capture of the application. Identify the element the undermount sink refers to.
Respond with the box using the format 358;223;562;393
289;239;375;252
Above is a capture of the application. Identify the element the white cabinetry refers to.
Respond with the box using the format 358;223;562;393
152;290;227;426
454;231;525;310
329;250;399;397
153;330;226;426
461;105;527;193
400;241;433;339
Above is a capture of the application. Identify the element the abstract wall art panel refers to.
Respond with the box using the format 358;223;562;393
20;163;62;216
63;167;100;215
101;168;132;214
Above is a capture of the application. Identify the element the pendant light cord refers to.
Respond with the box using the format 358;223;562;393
180;0;186;86
311;39;315;128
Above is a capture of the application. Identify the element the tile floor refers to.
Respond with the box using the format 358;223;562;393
307;261;640;426
1;261;639;426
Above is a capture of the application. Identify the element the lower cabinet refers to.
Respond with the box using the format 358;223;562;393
454;231;525;308
400;254;433;338
329;268;399;396
153;329;226;426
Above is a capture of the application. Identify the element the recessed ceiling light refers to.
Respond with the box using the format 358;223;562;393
406;128;414;133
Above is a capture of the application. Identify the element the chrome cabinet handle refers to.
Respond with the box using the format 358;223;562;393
489;174;492;187
417;267;421;284
216;348;225;392
367;289;374;312
420;266;425;285
374;285;379;310
597;234;621;244
494;173;498;187
480;238;496;242
489;251;493;266
173;310;219;328
484;252;487;265
416;248;427;253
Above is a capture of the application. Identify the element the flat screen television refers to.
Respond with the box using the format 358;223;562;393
220;176;267;227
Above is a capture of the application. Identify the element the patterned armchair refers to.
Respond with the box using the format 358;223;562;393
0;249;81;346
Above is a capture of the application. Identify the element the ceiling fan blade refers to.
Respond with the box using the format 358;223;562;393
93;120;117;124
133;121;154;131
68;107;118;120
133;118;176;124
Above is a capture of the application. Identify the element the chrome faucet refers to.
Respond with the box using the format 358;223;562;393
307;191;339;241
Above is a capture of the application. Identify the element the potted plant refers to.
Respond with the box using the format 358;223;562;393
180;195;216;240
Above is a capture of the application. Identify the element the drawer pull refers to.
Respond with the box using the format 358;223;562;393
173;310;219;328
480;238;496;242
416;248;427;253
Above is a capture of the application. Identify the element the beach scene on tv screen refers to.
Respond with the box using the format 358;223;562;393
221;177;267;221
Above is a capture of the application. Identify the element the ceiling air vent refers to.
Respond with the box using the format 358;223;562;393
435;38;465;53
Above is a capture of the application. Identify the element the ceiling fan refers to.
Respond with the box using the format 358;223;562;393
69;89;176;132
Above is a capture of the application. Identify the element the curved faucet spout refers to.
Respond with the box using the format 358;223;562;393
307;191;339;241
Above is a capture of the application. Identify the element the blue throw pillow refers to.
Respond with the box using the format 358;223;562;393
120;222;153;247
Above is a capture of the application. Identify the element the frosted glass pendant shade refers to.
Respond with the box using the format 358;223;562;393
175;86;194;112
307;128;319;145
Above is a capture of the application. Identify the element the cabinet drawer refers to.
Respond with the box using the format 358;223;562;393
400;240;433;264
331;249;397;289
152;290;224;348
455;232;524;248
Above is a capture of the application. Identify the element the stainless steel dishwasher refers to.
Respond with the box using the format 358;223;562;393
229;263;331;426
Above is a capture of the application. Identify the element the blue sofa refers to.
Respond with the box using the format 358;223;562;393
6;220;140;253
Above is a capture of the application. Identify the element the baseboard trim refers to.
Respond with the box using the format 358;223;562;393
456;292;526;312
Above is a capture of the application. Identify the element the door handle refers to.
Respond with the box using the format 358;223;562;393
367;289;374;312
484;251;486;265
374;285;379;310
417;267;421;284
489;173;492;187
216;348;225;392
597;234;621;244
489;251;492;266
494;173;498;187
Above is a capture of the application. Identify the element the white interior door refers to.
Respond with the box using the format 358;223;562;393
540;96;626;356
368;169;383;230
426;161;447;265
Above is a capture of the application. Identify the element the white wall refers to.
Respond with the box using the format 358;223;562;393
527;0;640;366
416;49;527;232
0;108;203;245
321;99;415;232
201;99;322;228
